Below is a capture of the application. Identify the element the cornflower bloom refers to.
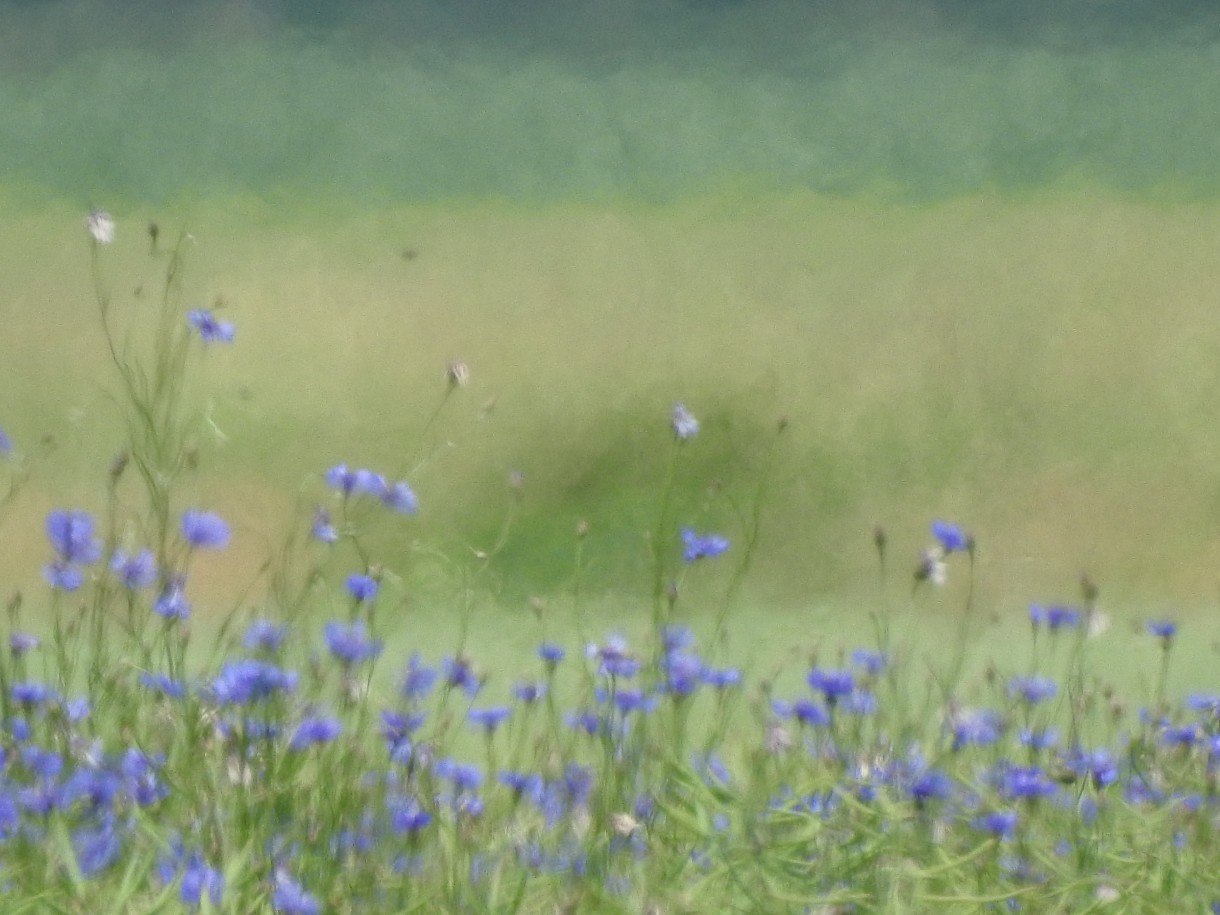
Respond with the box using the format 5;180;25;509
110;549;157;590
1147;620;1178;643
45;510;102;590
323;621;383;667
0;426;11;456
289;715;343;751
243;620;288;653
441;655;481;695
138;673;186;699
211;660;298;705
1008;675;1058;705
671;403;699;440
949;708;1004;750
931;520;968;553
999;765;1058;801
154;577;191;621
272;870;320;915
180;855;224;908
310;506;337;543
9;633;40;658
972;809;1018;839
401;653;438;700
345;574;378;603
538;642;566;666
381;481;419;514
468;706;513;734
186;309;235;343
681;528;730;563
181;510;229;549
808;668;855;707
1031;604;1081;632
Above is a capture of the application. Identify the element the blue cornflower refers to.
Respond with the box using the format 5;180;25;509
401;653;438;700
910;770;953;805
436;758;484;793
44;560;85;592
1008;675;1058;705
611;688;657;714
110;549;157;589
512;681;546;703
499;771;545;803
73;815;122;877
138;672;186;699
664;652;704;696
12;681;56;708
1147;619;1178;641
999;765;1058;801
325;465;385;498
186;309;235;344
1064;747;1119;789
808;668;855;706
382;481;419;515
1031;604;1080;632
972;810;1018;839
323;620;383;666
310;506;337;543
931;520;968;553
538;642;566;666
0;426;11;456
180;855;224;908
681;528;729;563
181;510;229;549
211;659;298;705
243;620;288;653
388;795;432;834
702;666;742;689
154;578;191;621
950;708;1004;750
345;573;378;602
289;715;343;751
790;698;831;727
9;633;39;657
442;655;483;694
851;649;888;677
671;403;699;440
1019;727;1060;750
47;509;102;564
272;870;320;915
468;706;513;734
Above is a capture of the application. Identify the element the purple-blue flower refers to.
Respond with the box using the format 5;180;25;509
181;510;229;549
43;560;85;592
323;620;383;666
311;506;337;543
538;642;566;666
180;855;224;908
468;706;513;734
211;660;298;705
187;309;235;344
972;809;1018;839
931;520;968;553
671;403;699;440
346;573;378;603
681;528;730;563
46;509;102;564
382;481;419;515
110;549;157;589
1008;675;1058;706
808;668;855;705
1147;620;1178;641
154;578;191;621
272;870;320;915
0;426;11;457
243;620;288;653
289;715;343;751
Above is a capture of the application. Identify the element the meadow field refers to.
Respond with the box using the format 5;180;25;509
5;0;1220;910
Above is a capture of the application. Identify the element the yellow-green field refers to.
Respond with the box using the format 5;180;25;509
4;192;1220;653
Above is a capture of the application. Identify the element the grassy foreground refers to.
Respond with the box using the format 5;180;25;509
0;213;1219;913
